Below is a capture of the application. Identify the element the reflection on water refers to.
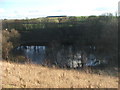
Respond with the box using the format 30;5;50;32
15;45;107;68
16;46;46;64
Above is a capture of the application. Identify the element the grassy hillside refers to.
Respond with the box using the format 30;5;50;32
1;61;118;88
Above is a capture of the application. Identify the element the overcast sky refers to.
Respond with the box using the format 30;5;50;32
0;0;119;19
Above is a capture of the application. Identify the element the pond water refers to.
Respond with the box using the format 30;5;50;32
16;46;46;64
15;45;107;68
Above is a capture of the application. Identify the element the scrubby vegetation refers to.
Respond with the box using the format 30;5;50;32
2;13;118;66
2;61;118;88
1;14;118;88
2;29;21;60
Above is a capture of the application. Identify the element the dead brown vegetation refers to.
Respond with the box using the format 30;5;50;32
1;61;118;88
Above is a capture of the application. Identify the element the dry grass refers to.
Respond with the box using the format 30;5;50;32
1;60;119;88
0;30;2;43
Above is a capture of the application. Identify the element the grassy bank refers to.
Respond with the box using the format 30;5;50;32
1;61;118;88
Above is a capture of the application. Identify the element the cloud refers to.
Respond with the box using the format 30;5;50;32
94;7;109;11
0;0;119;19
28;10;39;13
0;8;5;13
118;1;120;16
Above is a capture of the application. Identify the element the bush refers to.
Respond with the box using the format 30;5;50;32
2;29;20;60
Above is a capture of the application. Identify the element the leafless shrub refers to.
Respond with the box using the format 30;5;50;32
2;29;20;60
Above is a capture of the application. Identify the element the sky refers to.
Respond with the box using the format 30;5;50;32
0;0;119;19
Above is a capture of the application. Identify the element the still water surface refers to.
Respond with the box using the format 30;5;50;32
15;45;99;68
16;46;46;64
